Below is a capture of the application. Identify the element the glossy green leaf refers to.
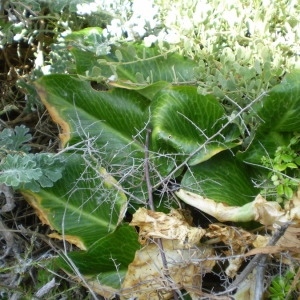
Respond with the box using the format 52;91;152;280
284;186;294;199
254;70;300;132
294;157;300;165
22;154;127;249
239;72;300;165
35;74;150;198
277;184;284;195
60;223;140;290
237;131;292;164
109;80;171;101
69;40;198;85
151;86;241;166
181;151;259;206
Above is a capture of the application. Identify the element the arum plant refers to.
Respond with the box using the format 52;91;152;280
18;27;300;298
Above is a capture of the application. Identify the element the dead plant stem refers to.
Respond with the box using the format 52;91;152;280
224;222;290;296
145;128;155;211
144;128;180;300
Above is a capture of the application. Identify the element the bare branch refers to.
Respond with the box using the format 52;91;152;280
220;222;290;296
144;128;181;300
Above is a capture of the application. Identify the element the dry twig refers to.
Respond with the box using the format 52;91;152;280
222;222;290;297
144;128;181;300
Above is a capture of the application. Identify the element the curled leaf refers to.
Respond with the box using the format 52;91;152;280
125;208;212;299
175;189;287;225
122;239;214;300
130;207;205;246
205;224;257;278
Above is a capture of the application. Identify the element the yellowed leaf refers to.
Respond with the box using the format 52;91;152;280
130;207;205;246
284;186;300;223
175;189;297;225
65;272;118;299
252;235;269;248
123;208;213;299
252;195;285;225
22;191;54;229
48;232;86;250
121;239;214;300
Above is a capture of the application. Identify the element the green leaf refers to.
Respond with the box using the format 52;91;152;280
22;154;128;249
59;223;140;289
69;42;198;85
285;162;298;169
254;70;300;132
0;152;64;192
281;154;294;162
22;154;137;290
181;151;259;206
34;74;150;198
68;28;109;57
240;71;300;166
274;164;287;171
237;131;292;164
294;156;300;165
284;186;294;199
108;80;171;101
65;27;104;47
277;184;284;195
115;49;123;62
151;86;241;166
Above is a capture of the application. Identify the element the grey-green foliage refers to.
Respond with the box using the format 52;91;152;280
155;0;300;104
0;125;32;152
0;125;64;192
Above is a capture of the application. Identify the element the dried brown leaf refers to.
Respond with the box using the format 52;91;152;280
121;239;214;300
175;189;286;225
244;245;284;256
205;224;255;252
252;235;269;248
130;207;205;246
205;224;258;278
268;225;300;260
252;195;285;225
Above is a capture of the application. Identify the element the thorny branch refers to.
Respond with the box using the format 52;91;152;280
145;129;155;211
152;92;267;190
144;128;181;300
